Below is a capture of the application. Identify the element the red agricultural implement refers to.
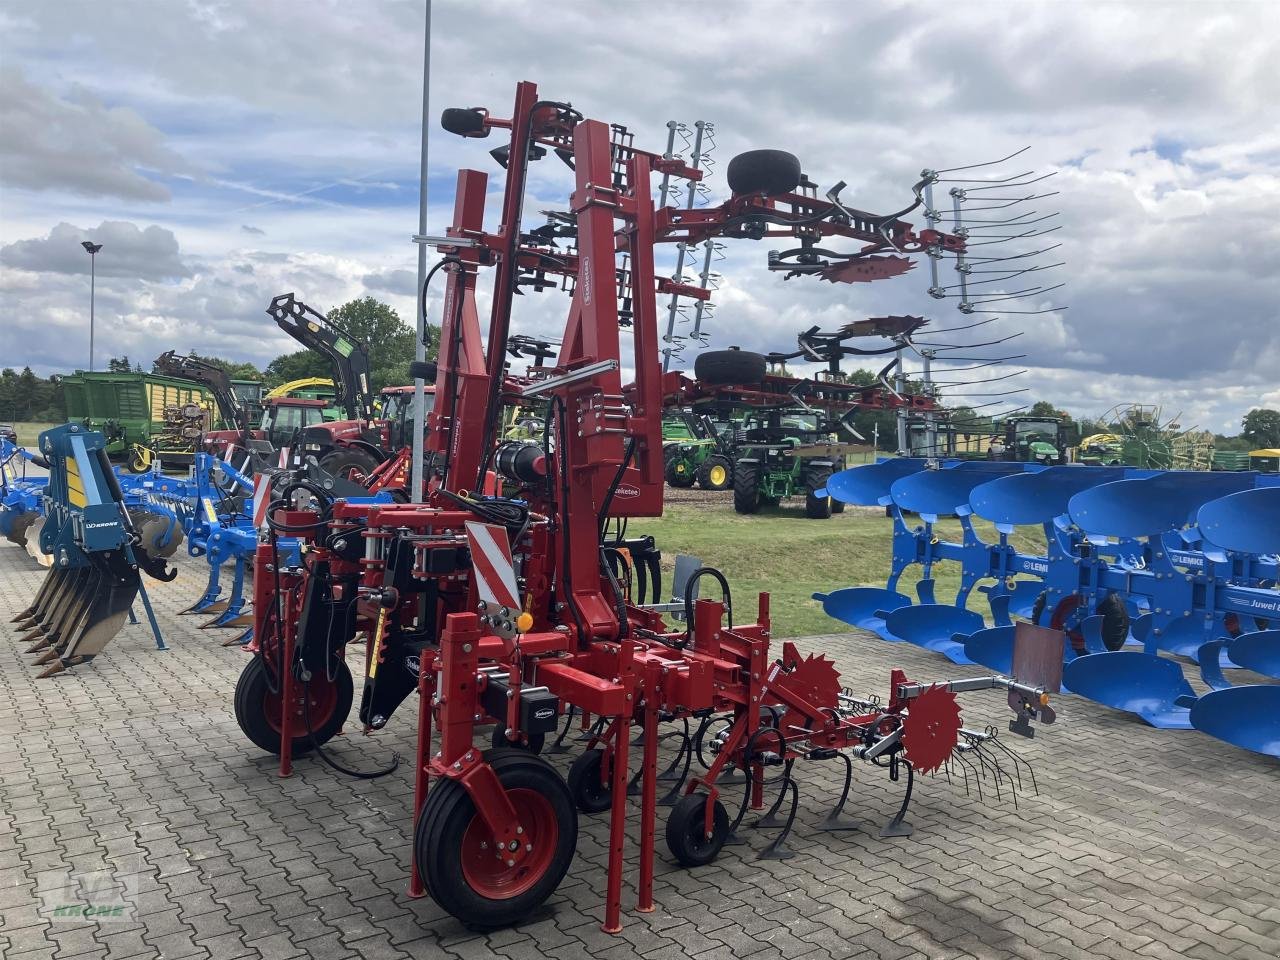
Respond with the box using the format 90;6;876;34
236;81;1063;932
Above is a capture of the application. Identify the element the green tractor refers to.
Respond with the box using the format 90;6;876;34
998;415;1076;465
732;408;858;518
663;411;736;490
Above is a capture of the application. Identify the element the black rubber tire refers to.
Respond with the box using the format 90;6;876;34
726;149;802;197
490;726;546;755
665;458;697;489
694;349;767;387
566;749;613;814
804;465;833;520
1031;590;1048;626
127;453;150;474
414;749;577;930
1098;593;1130;652
234;656;353;756
665;794;729;868
831;499;845;514
441;107;486;137
320;447;380;485
697;455;733;491
733;461;761;514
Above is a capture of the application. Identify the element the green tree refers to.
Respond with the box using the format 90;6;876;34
185;353;263;381
1028;400;1070;420
264;296;438;393
1242;408;1280;449
107;356;137;373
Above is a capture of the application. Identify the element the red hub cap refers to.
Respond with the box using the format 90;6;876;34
460;788;558;899
264;676;338;736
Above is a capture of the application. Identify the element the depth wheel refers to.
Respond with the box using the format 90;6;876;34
665;793;729;867
234;656;353;756
490;726;546;754
415;749;577;930
566;749;613;814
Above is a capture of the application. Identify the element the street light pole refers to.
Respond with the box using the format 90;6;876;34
81;241;103;371
410;0;432;503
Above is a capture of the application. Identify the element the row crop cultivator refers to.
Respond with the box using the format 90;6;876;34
816;458;1280;756
230;82;1065;933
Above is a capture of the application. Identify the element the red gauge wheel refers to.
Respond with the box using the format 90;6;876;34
415;749;577;929
234;656;353;755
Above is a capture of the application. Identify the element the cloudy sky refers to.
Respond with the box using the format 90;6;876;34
2;0;1277;432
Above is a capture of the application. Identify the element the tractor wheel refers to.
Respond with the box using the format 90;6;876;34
733;461;761;514
490;726;546;755
804;465;833;520
831;499;845;514
566;748;613;814
726;149;802;198
234;656;353;756
665;793;729;868
697;455;733;491
663;442;678;463
694;348;767;387
127;451;151;474
665;459;697;489
320;448;380;485
414;749;577;930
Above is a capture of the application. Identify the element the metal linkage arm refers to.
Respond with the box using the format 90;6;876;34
896;675;1050;704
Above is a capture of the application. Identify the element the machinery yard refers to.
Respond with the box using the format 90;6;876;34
3;538;1279;960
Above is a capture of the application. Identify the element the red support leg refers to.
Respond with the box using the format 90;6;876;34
278;620;296;778
408;653;435;898
636;696;659;914
602;712;631;933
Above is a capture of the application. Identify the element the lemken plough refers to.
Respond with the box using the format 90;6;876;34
11;424;176;676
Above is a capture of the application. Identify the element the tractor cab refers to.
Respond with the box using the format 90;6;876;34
1001;416;1076;465
259;398;331;450
377;385;436;451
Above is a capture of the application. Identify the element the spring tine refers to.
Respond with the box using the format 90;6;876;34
988;734;1038;796
953;748;983;802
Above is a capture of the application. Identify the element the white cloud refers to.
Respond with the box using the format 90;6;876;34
0;67;187;201
0;1;1277;433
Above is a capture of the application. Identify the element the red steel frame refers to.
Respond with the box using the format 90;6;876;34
245;82;1059;934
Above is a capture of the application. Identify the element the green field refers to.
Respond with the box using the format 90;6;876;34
629;500;1043;639
10;422;57;446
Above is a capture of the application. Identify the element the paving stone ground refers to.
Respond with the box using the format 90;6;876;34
1;542;1278;960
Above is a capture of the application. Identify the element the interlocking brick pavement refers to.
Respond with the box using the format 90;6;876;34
1;542;1278;960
